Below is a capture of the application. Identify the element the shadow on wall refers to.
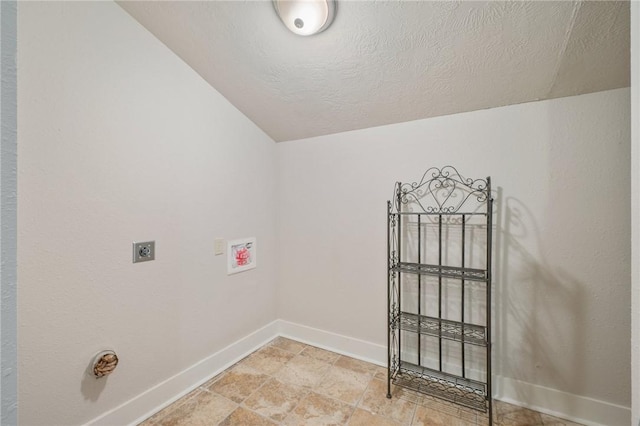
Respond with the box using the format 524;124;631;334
80;359;108;402
494;188;584;409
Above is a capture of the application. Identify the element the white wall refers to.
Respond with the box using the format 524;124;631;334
17;2;278;425
278;88;631;424
0;1;18;425
631;2;639;425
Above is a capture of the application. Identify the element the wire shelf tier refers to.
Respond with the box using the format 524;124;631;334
393;361;488;412
394;311;487;346
394;262;488;282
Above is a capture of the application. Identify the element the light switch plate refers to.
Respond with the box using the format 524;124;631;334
133;241;155;263
214;238;225;256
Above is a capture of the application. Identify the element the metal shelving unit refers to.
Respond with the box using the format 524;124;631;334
387;166;494;424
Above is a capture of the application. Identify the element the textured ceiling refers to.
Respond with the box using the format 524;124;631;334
118;1;630;142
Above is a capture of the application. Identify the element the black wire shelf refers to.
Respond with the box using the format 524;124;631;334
394;311;487;347
393;361;488;412
387;167;494;424
394;261;488;282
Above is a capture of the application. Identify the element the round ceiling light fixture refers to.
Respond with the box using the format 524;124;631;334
273;0;336;36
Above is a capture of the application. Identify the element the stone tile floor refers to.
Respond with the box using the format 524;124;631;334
139;337;583;426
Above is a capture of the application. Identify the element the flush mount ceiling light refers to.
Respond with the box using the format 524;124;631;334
273;0;336;36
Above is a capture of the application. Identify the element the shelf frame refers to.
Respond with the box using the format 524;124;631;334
387;166;494;424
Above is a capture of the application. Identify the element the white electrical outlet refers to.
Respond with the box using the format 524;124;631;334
133;241;155;263
214;238;225;256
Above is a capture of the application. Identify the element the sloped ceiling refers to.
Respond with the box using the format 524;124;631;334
118;1;630;142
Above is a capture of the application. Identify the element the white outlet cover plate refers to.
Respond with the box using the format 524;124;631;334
133;241;155;263
214;238;225;256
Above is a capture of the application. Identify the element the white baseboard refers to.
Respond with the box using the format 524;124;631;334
495;376;631;426
84;319;631;426
278;320;387;366
86;320;280;426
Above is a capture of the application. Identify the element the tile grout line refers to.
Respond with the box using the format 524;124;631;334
268;338;313;425
348;373;374;425
282;346;338;425
320;349;374;425
407;396;419;426
235;371;280;425
219;337;304;426
281;343;363;425
320;347;353;425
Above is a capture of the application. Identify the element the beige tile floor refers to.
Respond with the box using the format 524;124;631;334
139;337;583;426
